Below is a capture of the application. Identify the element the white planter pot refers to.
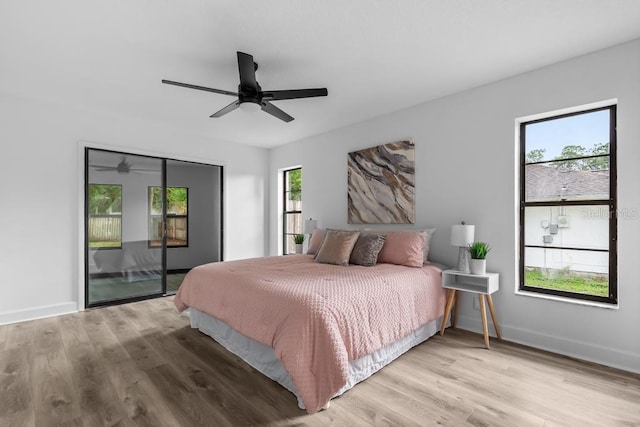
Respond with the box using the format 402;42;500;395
295;243;303;254
470;259;486;275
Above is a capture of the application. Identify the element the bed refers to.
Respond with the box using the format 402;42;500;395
174;235;446;414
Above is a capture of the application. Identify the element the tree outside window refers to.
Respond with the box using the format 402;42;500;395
149;187;188;247
88;184;122;249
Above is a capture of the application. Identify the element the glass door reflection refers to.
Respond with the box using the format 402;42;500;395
164;159;223;294
86;149;164;306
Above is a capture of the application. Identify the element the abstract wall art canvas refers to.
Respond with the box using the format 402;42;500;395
347;140;415;224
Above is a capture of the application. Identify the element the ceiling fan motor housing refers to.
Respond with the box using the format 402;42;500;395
239;82;261;105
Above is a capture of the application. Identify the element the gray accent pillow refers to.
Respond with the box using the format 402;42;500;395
349;234;387;266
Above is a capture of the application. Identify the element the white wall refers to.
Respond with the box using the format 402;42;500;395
269;39;640;373
0;93;268;324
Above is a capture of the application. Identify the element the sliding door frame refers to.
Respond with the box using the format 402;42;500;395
79;142;225;310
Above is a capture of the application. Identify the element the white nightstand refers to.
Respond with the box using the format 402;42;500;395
439;269;501;349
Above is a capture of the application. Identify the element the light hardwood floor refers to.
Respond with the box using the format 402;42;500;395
1;297;639;426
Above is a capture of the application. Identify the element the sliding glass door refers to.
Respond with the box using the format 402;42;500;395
164;158;223;294
85;148;223;307
86;149;164;306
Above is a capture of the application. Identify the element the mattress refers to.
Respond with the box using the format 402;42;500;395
187;307;442;410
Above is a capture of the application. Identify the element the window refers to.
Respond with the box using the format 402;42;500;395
283;168;302;254
149;186;188;247
520;105;617;304
88;184;122;249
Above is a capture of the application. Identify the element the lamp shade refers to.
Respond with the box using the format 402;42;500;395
451;224;475;246
304;218;318;234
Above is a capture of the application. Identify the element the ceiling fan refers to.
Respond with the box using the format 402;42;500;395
90;156;158;174
162;51;328;122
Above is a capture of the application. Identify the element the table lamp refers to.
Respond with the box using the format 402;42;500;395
304;218;318;236
451;222;475;273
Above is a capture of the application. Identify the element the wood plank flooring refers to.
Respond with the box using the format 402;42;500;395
1;297;639;426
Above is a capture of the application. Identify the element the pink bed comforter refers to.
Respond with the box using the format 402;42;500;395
174;255;445;414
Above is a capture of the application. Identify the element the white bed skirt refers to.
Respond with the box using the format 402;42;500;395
187;308;442;409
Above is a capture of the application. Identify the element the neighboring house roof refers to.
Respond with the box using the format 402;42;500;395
526;164;609;201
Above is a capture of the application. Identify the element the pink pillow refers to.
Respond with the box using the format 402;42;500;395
306;228;325;255
314;229;360;266
377;230;426;268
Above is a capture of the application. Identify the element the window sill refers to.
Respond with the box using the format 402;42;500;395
515;289;619;310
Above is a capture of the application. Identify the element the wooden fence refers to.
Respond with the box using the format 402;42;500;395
88;215;121;242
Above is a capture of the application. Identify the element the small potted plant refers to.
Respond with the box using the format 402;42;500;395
292;233;306;254
469;241;491;275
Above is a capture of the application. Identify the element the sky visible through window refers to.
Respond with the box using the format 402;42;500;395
525;110;609;162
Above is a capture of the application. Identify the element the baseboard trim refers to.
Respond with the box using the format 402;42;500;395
0;302;78;326
455;314;640;375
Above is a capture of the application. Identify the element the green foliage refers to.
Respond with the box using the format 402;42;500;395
292;233;306;244
559;144;587;158
553;144;587;171
88;184;121;214
287;169;302;201
525;268;607;297
526;148;546;163
151;187;188;214
526;143;609;171
469;241;491;259
553;143;609;171
590;142;609;155
582;142;609;170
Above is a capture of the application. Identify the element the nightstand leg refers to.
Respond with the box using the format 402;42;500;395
486;294;501;340
453;291;460;328
479;294;490;349
440;289;456;336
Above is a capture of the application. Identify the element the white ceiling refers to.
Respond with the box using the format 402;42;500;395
2;1;640;148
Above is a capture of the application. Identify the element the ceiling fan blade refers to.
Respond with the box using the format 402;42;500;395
262;88;328;101
211;100;240;118
162;80;238;97
261;101;294;122
131;170;161;175
130;168;161;173
90;164;119;171
237;52;258;91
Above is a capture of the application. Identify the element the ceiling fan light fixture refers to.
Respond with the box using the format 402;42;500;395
239;101;261;113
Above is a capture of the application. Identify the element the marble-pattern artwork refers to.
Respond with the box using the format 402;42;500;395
347;140;415;224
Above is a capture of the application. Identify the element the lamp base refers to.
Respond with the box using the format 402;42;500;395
456;246;470;273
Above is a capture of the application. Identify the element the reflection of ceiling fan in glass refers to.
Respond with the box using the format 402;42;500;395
90;156;158;174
